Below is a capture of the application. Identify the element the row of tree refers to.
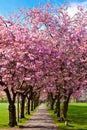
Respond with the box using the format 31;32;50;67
0;3;87;126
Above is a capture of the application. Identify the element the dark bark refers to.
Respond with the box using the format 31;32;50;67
55;93;60;117
17;94;19;121
34;99;36;109
33;93;39;109
30;91;34;111
35;96;39;107
48;92;55;110
20;85;33;118
8;103;17;127
20;95;25;118
61;93;71;120
34;98;38;109
62;100;68;120
50;99;55;110
31;99;34;111
26;98;30;115
4;88;17;127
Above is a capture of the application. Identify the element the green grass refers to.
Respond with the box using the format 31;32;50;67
48;103;87;130
0;102;9;128
0;102;38;129
18;107;38;128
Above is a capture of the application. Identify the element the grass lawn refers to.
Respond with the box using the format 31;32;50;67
0;102;38;129
0;102;9;128
48;103;87;130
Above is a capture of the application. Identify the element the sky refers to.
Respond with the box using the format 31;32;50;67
0;0;87;16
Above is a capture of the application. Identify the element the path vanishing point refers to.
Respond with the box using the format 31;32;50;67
19;103;58;130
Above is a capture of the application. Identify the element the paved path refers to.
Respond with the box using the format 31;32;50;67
19;103;58;130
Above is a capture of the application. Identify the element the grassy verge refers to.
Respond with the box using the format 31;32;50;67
0;102;38;129
0;102;9;128
47;103;87;130
18;107;38;128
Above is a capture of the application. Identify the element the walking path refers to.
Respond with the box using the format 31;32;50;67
19;103;58;130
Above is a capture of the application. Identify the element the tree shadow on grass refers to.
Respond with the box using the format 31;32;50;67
19;125;57;129
68;124;74;127
0;124;9;127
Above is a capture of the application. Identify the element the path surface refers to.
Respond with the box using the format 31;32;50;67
19;103;58;130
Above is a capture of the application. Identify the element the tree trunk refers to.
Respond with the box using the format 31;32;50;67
26;98;30;115
4;87;17;127
20;95;25;118
48;92;55;110
31;99;34;111
50;99;55;110
8;103;17;127
62;100;68;119
34;95;38;109
34;99;36;109
61;93;71;120
34;96;39;108
17;93;20;121
55;94;60;117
